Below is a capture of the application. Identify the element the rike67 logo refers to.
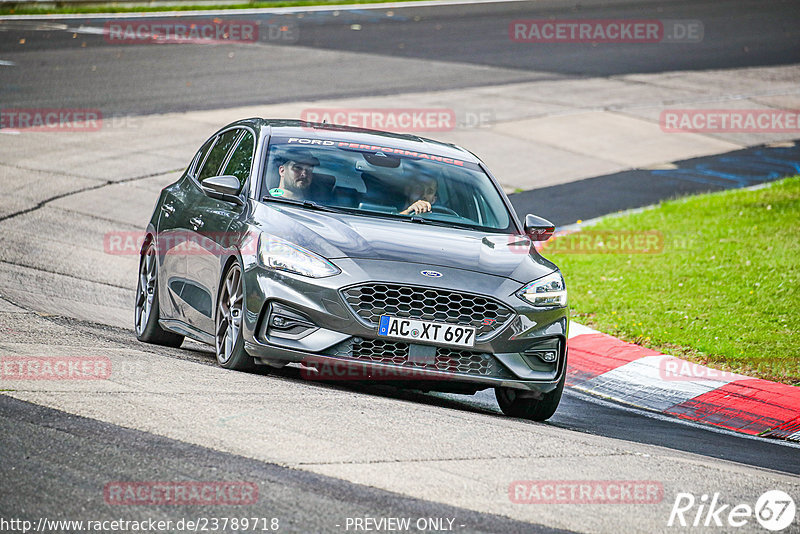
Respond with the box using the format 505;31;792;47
668;490;796;531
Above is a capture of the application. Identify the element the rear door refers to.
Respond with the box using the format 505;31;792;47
156;136;215;321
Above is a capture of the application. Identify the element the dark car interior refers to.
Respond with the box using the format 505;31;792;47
262;143;512;232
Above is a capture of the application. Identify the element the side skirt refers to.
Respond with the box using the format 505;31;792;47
159;319;215;345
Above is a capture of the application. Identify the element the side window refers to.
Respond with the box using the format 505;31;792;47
222;131;255;188
190;137;216;177
197;129;240;183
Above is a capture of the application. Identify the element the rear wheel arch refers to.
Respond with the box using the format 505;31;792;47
139;232;155;257
134;239;184;348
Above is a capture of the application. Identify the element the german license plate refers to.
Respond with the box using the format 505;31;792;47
377;315;476;348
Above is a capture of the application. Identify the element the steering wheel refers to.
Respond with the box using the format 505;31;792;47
428;205;458;216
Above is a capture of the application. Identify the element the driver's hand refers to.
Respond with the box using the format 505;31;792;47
402;200;431;215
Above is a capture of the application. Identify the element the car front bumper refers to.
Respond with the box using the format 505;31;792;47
240;256;569;393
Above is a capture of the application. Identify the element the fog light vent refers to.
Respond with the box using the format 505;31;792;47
522;338;561;366
263;302;318;340
531;350;558;363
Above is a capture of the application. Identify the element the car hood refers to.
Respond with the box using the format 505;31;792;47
251;202;557;283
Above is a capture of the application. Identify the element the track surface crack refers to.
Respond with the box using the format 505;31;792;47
0;167;181;223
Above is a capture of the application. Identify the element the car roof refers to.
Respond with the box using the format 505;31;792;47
226;118;481;165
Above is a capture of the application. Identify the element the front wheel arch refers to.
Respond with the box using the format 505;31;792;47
214;258;256;371
495;359;567;422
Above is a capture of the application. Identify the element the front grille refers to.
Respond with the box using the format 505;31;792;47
352;338;407;365
341;283;514;339
326;338;509;377
435;347;492;375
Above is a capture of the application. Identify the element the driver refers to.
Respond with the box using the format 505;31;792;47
276;150;320;200
399;176;438;215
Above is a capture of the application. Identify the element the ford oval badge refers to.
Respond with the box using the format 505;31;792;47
421;270;443;278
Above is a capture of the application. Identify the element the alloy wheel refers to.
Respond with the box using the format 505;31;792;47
216;264;244;365
135;245;156;336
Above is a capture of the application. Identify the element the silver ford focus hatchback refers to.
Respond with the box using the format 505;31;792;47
135;119;569;420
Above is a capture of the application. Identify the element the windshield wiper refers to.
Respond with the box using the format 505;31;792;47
408;215;463;229
299;200;348;213
262;197;350;214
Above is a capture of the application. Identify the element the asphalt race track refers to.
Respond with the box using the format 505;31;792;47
509;142;800;225
1;1;800;533
1;0;799;114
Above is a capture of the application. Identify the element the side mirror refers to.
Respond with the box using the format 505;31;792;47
524;214;555;241
201;175;244;205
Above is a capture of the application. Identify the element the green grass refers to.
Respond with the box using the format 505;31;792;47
548;176;800;385
0;0;409;15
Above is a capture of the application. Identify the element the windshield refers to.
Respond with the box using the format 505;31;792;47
261;136;514;232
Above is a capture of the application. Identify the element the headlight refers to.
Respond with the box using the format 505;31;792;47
258;235;340;278
518;272;567;307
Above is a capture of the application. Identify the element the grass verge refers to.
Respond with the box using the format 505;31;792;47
0;0;407;16
546;176;799;386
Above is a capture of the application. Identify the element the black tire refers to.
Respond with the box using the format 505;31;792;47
495;370;565;421
134;241;184;347
215;262;255;371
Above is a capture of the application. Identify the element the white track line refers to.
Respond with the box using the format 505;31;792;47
0;0;531;20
